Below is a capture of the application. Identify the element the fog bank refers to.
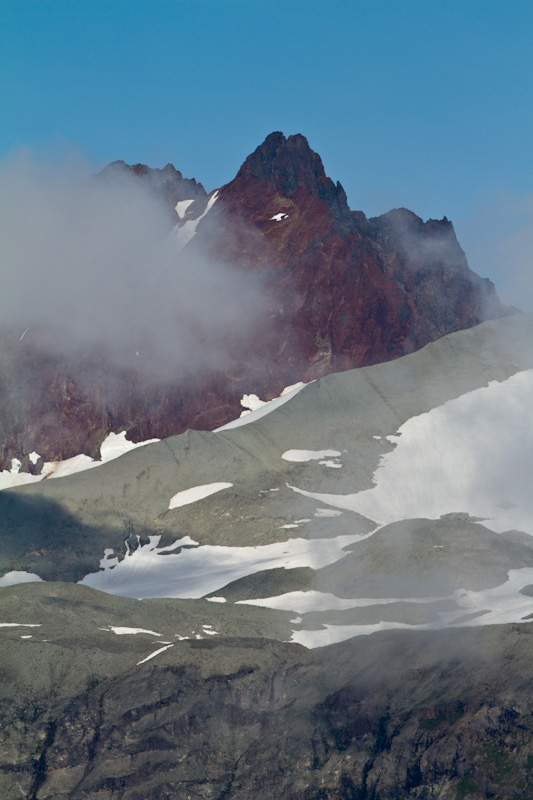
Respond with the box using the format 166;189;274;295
0;150;266;380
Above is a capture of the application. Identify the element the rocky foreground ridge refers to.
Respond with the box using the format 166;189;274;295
0;132;508;471
1;583;532;800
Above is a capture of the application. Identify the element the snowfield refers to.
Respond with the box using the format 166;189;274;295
76;367;533;645
289;370;533;536
3;346;533;649
79;532;365;599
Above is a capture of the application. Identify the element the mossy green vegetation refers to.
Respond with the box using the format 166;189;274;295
456;773;479;798
419;709;465;730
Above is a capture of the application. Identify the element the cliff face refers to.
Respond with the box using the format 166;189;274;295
1;591;531;800
209;133;502;371
0;132;508;470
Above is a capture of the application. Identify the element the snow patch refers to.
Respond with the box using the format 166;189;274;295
288;567;533;648
289;370;533;536
79;533;363;599
102;626;162;636
136;644;174;665
169;482;233;510
175;198;195;219
99;431;160;462
0;571;44;587
0;622;42;628
173;191;219;248
282;449;341;463
239;393;267;417
314;508;343;518
216;382;308;431
279;518;311;529
99;549;119;570
0;431;160;491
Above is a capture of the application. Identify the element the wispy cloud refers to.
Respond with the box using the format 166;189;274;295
457;189;533;313
0;149;267;381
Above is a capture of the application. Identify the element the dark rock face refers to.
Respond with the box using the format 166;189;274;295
1;627;532;799
199;132;505;379
237;130;351;224
0;133;509;470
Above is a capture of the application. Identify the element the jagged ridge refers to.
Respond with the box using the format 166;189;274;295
0;132;509;470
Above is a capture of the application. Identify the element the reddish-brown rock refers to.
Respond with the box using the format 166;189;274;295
0;133;509;470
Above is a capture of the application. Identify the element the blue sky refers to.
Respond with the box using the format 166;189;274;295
1;0;532;304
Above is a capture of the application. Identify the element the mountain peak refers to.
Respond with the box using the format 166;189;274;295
236;132;350;223
98;160;206;212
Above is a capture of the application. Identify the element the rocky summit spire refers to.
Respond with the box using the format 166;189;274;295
98;160;206;211
237;132;351;224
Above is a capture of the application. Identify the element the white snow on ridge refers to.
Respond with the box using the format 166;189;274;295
239;393;267;416
216;382;308;431
173;190;219;248
271;212;289;221
42;453;99;480
99;432;160;462
0;431;160;491
0;470;39;490
169;482;233;510
175;198;195;219
289;370;533;537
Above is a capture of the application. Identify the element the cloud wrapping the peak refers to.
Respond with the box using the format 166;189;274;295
0;151;266;380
